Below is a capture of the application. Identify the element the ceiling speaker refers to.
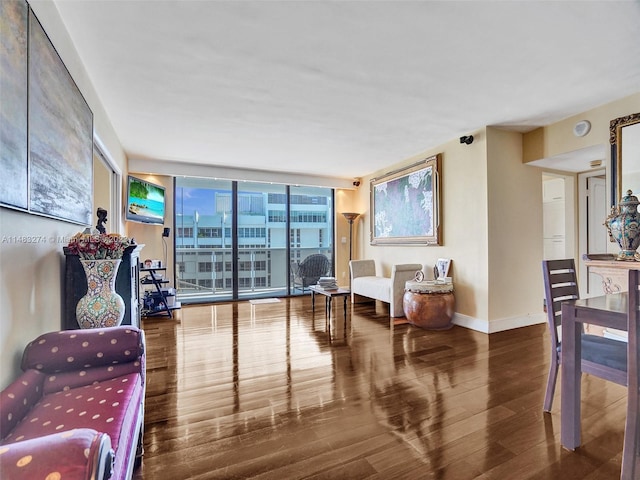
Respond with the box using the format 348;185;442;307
573;120;591;137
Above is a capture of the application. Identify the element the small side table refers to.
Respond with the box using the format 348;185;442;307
309;286;350;325
403;280;455;330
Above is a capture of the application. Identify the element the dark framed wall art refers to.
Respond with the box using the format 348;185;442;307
370;154;442;245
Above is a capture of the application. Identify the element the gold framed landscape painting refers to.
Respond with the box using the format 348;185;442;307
370;154;442;245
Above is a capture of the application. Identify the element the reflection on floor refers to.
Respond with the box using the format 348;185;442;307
135;296;627;479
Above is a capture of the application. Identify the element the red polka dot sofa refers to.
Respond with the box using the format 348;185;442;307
0;326;146;480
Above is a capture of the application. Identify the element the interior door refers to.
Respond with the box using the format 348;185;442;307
578;171;607;296
587;175;608;254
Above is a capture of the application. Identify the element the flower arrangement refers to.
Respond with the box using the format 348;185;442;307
67;233;132;260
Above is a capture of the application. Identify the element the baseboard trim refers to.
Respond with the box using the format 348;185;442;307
453;312;546;334
452;313;489;333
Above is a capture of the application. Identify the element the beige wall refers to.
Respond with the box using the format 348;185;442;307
353;126;544;332
525;93;640;164
487;127;543;325
0;1;127;389
355;131;493;329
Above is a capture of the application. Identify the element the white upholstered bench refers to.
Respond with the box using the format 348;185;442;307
349;259;422;317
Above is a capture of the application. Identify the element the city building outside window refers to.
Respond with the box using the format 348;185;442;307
175;178;334;302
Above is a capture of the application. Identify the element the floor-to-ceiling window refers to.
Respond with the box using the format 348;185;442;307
289;185;334;293
237;182;288;297
174;177;334;303
175;178;234;302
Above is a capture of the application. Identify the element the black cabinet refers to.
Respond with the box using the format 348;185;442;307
63;244;144;330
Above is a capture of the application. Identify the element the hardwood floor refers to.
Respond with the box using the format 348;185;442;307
133;297;628;479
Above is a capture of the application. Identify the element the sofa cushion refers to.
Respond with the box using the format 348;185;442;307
0;429;111;480
353;276;391;303
3;372;143;478
22;327;144;374
41;361;143;395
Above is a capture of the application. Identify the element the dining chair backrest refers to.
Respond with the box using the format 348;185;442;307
541;259;579;412
622;269;640;479
542;259;580;346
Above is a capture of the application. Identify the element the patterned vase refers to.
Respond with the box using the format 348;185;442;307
605;190;640;261
76;259;125;328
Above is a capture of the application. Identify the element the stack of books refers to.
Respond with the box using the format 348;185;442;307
316;277;338;290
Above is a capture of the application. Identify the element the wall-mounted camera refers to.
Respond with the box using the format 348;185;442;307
460;135;474;145
353;179;361;187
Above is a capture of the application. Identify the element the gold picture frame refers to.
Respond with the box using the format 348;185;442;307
370;154;441;245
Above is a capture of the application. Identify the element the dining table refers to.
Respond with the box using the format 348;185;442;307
560;292;629;450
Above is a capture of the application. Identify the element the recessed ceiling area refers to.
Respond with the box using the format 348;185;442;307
526;145;607;173
52;1;640;180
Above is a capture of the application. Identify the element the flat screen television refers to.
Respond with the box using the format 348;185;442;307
125;175;165;225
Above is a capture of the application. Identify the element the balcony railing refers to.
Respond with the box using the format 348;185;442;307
175;246;333;303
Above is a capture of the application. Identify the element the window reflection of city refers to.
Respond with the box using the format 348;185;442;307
143;319;178;455
143;301;485;475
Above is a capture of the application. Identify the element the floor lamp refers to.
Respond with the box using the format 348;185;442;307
342;212;360;262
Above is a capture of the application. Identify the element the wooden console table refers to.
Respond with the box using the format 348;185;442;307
584;257;638;340
584;257;640;294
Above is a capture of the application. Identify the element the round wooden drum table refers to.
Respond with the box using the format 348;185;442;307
403;280;455;330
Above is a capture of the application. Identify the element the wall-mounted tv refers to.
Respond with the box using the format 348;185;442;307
125;175;165;225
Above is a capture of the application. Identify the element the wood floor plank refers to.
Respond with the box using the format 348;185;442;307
133;297;627;479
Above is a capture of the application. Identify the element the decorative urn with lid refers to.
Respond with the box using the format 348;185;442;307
605;189;640;261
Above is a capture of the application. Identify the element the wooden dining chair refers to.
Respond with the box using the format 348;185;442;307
623;269;640;479
541;259;627;412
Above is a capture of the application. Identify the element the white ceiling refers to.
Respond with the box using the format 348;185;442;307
53;0;640;180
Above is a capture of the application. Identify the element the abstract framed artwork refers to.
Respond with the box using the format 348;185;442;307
0;0;29;209
370;154;442;245
28;9;93;225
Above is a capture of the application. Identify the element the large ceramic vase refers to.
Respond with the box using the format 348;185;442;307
76;259;125;328
403;280;455;330
605;190;640;261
